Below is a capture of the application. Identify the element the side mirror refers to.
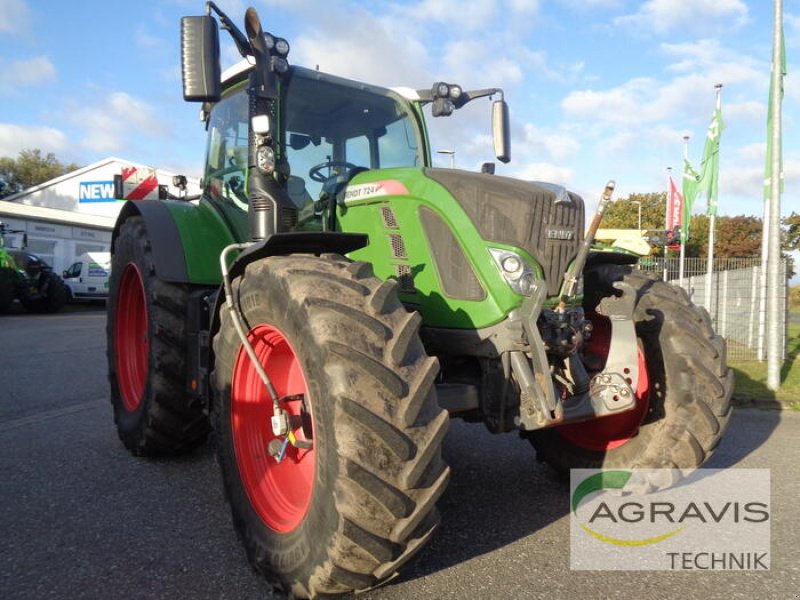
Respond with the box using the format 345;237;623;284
181;16;221;102
492;99;511;164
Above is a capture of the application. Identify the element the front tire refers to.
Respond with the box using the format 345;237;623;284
107;216;209;456
21;273;68;313
212;255;449;598
528;264;733;471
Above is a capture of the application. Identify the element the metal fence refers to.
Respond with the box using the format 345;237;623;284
635;257;788;361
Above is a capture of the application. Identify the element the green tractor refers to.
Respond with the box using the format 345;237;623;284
0;222;68;314
107;4;732;597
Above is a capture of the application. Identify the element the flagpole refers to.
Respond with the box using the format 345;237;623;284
664;167;671;281
679;136;689;289
704;84;723;316
766;0;784;390
758;199;769;361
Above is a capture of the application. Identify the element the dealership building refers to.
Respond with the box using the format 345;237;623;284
0;157;199;274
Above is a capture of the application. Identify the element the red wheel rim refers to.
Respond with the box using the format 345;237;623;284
231;324;315;533
114;263;148;412
556;315;650;451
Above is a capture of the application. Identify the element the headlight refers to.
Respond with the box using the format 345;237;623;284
489;248;538;296
274;38;290;56
434;82;450;97
501;255;521;273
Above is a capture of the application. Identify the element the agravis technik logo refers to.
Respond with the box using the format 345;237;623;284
571;470;684;547
570;469;771;571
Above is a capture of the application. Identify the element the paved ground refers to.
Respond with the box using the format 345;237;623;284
1;304;798;599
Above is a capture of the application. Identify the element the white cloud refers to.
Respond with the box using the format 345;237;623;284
71;92;167;154
562;77;654;125
290;6;430;87
0;124;68;157
614;0;748;36
507;0;541;15
3;56;56;90
411;0;498;32
443;40;524;88
559;0;623;10
662;39;761;85
724;100;764;123
561;37;765;134
0;0;30;35
512;161;574;185
517;123;580;162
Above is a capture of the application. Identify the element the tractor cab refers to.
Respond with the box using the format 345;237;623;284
202;63;427;234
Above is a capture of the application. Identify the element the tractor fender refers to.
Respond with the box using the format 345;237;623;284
111;200;190;282
585;249;640;270
227;232;368;281
207;231;369;404
210;231;369;325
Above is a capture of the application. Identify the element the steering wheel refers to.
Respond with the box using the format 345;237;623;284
308;160;360;183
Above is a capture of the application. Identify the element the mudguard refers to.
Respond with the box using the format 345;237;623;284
111;200;239;285
112;200;190;282
585;248;640;268
208;231;369;348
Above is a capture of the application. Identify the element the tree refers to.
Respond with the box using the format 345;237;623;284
601;192;666;230
783;212;800;252
602;191;798;263
0;149;80;198
716;216;763;258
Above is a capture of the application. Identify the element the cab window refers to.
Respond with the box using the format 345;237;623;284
64;262;81;278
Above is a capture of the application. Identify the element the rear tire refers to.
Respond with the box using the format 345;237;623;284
528;265;733;472
107;216;209;456
212;255;449;598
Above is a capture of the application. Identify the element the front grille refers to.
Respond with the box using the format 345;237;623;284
396;264;415;293
389;233;407;259
425;169;584;296
381;206;398;228
419;207;486;301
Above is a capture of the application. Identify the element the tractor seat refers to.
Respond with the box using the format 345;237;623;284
286;176;313;209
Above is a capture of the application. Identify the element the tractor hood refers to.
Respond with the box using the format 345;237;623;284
424;169;585;296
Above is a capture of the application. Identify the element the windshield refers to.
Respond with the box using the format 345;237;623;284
203;68;423;216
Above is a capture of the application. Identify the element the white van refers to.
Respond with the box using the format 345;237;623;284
62;252;111;301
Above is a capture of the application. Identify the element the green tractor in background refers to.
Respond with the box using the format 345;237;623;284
106;4;733;598
0;222;68;314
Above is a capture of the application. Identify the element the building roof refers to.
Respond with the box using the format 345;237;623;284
2;156;200;203
0;200;115;230
3;157;129;202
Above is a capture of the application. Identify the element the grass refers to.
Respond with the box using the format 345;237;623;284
728;321;800;410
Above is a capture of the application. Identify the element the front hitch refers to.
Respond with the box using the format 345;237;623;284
508;281;640;432
561;281;639;423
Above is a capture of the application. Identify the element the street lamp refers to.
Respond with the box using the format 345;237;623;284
437;149;455;169
631;200;642;232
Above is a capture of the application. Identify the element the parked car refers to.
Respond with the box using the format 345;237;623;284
62;252;111;302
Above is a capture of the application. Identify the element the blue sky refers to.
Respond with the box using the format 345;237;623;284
1;0;797;222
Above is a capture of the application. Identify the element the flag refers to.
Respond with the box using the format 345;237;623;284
764;25;786;200
667;175;683;231
698;102;724;217
681;158;700;238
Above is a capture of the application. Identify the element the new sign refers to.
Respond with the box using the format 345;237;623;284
79;180;116;203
